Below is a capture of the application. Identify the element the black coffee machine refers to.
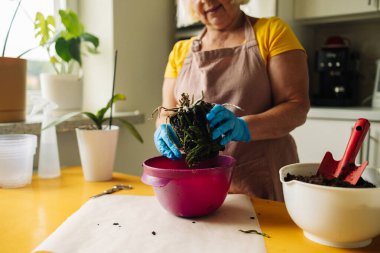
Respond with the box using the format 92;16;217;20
312;36;359;106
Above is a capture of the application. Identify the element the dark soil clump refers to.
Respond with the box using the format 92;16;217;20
284;173;376;188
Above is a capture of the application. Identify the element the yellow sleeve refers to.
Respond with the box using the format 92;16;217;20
254;17;305;65
164;38;193;78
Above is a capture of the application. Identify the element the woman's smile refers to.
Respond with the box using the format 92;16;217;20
204;4;222;14
193;0;243;30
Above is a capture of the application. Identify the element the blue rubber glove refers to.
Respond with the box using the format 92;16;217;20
206;104;252;146
154;124;182;160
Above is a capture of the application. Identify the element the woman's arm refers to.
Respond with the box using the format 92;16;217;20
243;49;310;141
155;77;178;127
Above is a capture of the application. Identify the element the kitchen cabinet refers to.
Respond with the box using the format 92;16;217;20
291;108;380;168
294;0;380;21
240;0;277;17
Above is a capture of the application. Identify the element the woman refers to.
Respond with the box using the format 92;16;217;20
154;0;310;201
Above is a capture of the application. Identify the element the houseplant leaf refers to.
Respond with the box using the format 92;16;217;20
55;37;81;65
118;118;144;143
68;38;81;65
34;12;55;46
34;8;99;74
59;9;84;37
42;93;143;143
81;32;99;50
55;37;72;62
96;94;126;121
82;112;101;129
42;111;81;130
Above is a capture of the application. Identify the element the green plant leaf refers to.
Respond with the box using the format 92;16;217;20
34;12;56;46
55;37;81;64
42;111;82;130
69;38;81;65
59;9;84;37
59;30;75;41
55;37;72;62
95;108;107;123
41;93;143;145
106;94;126;108
238;229;271;238
96;94;126;120
50;56;59;65
85;45;99;55
32;8;99;72
81;32;99;49
82;112;102;129
118;118;144;143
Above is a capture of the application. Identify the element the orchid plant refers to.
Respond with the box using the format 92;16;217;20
43;93;144;144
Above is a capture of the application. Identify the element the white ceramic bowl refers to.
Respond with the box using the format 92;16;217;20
279;163;380;248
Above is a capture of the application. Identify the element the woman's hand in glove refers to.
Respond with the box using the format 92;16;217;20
206;105;252;146
154;124;182;159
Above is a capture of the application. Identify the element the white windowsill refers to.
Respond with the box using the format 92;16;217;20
0;111;145;135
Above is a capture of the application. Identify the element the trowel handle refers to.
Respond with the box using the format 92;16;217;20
341;118;370;165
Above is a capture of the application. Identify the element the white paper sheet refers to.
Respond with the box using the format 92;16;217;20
34;194;267;253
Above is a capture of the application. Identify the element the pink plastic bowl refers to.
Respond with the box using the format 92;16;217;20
142;155;236;217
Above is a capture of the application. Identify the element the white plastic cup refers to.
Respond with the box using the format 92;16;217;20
0;134;37;188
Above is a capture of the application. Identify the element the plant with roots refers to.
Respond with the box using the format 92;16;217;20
153;93;227;167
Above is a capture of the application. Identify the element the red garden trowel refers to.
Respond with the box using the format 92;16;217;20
317;118;371;185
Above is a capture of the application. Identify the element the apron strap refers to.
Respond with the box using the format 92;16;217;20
243;14;258;48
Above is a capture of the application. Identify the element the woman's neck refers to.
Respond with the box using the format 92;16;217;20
202;11;246;50
208;10;245;33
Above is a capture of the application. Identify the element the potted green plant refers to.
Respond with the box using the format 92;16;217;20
0;0;27;122
44;93;143;181
34;9;99;115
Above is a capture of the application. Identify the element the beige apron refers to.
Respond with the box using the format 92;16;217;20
175;15;298;201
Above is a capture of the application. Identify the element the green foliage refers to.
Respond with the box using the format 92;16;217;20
34;12;55;46
43;93;143;144
34;9;99;74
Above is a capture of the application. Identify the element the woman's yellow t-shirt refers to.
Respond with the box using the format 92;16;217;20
164;17;304;78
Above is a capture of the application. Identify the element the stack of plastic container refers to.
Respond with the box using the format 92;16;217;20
0;134;37;188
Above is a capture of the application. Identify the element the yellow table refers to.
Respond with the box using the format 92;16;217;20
0;167;379;253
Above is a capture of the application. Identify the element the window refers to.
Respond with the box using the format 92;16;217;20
0;0;69;113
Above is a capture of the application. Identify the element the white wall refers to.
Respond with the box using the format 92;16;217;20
57;0;175;176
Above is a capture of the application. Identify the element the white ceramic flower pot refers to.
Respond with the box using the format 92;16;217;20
40;73;82;116
76;125;119;181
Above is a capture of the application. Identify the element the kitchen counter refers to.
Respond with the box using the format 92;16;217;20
0;167;379;252
0;111;145;135
308;107;380;121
